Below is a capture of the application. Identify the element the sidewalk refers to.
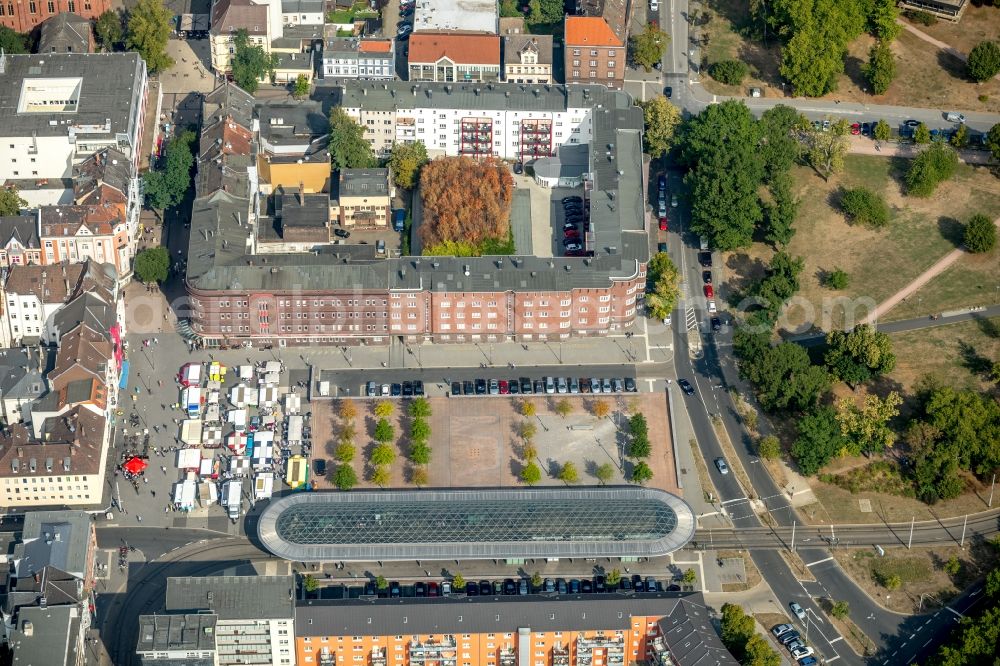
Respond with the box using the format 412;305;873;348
847;135;998;165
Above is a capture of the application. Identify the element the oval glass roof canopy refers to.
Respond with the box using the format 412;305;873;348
257;487;696;562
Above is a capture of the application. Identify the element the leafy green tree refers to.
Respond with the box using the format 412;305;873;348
95;10;124;52
376;575;388;590
126;0;174;73
371;441;395;465
554;398;572;418
0;186;27;216
739;341;831;413
329;107;376;169
452;574;466;590
0;26;28;53
630;461;654;484
231;29;278;94
558;461;579;484
371;465;391;487
906;142;958;197
520;461;542;485
292;74;310;98
518;421;537;441
409;439;432;465
867;0;900;41
831;600;850;619
987;124;1000;160
863;41;896;94
526;0;563;25
944;556;962;576
825;324;896;385
333;463;357;490
753;250;805;317
806;121;850;181
520;401;536;417
629;413;649;438
682;568;697;584
410;417;431;440
967;40;1000;82
374;401;394;418
629;434;652;459
720;603;755;659
389;141;430;189
134;247;170;283
836;391;902;456
763;171;798;247
143;130;196;209
780;24;844;97
759;105;807;181
500;0;521;17
883;573;902;590
950;123;969;149
757;435;781;460
606;568;622;586
986;568;1000;597
914;122;932;144
964;213;997;253
682;101;764;251
641;95;682;159
645;253;681;321
595;462;615;485
825;268;850;290
873;119;892;142
630;22;669;72
303;574;319;592
335;442;356;463
791;406;845;474
744;634;781;666
709;59;750;85
412;467;429;487
531;572;543;588
408;397;432;418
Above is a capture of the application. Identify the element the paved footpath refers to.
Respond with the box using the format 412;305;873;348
863;215;1000;324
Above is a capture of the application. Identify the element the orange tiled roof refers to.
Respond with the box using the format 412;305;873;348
408;33;500;66
359;40;393;54
565;16;623;47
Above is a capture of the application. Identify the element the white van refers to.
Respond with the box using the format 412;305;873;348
650;0;659;10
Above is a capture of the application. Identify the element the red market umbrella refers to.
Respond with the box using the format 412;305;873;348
122;457;147;475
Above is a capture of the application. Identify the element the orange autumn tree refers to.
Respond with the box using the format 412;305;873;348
418;156;514;255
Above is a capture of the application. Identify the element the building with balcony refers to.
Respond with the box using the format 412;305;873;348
408;34;501;83
164;575;297;666
184;81;648;347
294;594;736;666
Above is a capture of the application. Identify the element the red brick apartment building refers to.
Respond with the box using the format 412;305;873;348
182;82;648;348
0;0;109;33
564;0;629;89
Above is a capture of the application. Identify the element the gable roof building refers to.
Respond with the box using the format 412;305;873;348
0;215;42;268
502;34;553;84
38;12;94;53
564;0;629;89
408;33;501;82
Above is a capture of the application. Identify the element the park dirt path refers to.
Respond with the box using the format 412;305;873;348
863;216;1000;324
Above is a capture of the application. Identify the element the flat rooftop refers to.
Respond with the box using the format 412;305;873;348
258;487;695;562
413;0;497;33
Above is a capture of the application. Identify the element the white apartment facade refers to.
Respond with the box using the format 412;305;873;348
0;53;149;181
340;83;602;160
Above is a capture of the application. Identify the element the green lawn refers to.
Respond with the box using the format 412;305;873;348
887;317;999;393
756;156;1000;332
885;255;1000;322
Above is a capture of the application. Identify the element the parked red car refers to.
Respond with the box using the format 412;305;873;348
659;217;668;231
704;284;714;299
850;123;861;135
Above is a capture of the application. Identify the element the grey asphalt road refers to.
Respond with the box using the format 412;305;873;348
692;512;1000;549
